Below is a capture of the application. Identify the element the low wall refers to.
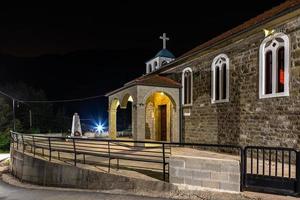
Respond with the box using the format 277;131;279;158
10;149;175;192
169;155;241;192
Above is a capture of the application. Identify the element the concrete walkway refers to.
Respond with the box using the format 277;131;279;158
0;154;9;162
3;173;299;200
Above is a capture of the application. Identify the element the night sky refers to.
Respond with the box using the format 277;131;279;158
0;1;286;122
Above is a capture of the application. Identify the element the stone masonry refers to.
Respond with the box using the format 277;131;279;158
163;10;300;149
169;155;240;192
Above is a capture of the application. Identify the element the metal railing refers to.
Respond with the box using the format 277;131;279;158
10;131;300;196
10;131;243;182
11;131;172;180
244;146;300;195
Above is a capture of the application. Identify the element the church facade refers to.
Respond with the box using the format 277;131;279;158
106;0;300;149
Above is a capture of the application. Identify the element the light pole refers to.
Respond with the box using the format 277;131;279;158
29;109;32;128
0;90;32;131
12;99;16;131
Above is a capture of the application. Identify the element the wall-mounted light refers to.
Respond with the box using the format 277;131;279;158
263;29;275;37
128;96;133;102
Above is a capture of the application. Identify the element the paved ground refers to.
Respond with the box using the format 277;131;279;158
1;166;298;200
0;179;170;200
0;154;10;162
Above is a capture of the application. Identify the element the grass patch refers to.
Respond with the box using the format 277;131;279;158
0;150;9;153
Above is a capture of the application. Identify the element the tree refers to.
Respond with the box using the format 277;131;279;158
0;97;22;151
0;82;70;135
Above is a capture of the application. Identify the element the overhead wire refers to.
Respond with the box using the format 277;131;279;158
0;89;104;103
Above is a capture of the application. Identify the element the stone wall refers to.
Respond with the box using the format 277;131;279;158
169;155;240;192
165;13;300;149
10;149;176;192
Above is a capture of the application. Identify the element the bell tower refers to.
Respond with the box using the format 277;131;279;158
146;33;175;74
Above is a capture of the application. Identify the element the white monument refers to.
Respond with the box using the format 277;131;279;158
71;113;82;137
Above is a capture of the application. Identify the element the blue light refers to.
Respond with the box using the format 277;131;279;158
96;123;104;133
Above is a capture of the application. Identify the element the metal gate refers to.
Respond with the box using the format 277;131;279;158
243;146;300;195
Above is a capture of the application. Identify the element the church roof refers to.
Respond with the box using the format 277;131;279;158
181;0;300;58
155;49;175;58
105;75;181;96
127;74;180;87
148;0;300;74
145;48;175;63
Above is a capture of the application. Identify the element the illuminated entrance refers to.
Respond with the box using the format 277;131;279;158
106;75;181;142
145;92;175;141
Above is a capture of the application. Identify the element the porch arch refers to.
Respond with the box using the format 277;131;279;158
143;88;177;110
144;90;178;142
120;93;134;109
108;98;120;139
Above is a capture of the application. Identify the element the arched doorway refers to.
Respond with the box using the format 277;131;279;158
108;94;133;139
118;94;133;137
145;92;176;141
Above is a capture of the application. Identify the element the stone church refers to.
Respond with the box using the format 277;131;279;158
106;0;300;149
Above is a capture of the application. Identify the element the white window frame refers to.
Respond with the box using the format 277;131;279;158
211;54;229;103
154;61;158;69
259;32;290;99
182;67;193;106
147;64;152;73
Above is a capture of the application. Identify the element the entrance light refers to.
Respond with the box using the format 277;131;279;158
128;96;133;102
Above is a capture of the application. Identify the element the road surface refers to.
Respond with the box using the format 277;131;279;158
0;179;170;200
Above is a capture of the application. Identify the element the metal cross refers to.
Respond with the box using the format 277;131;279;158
159;33;169;49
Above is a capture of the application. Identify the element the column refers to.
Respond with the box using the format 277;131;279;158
131;103;145;144
108;108;117;139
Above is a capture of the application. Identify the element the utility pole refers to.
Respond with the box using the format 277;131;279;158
29;109;32;128
12;99;16;131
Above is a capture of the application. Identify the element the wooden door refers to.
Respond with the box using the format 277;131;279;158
159;105;167;141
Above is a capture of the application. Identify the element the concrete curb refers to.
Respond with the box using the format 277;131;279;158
1;173;184;199
1;173;133;195
1;173;255;200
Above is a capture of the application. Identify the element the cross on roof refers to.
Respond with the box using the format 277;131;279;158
159;33;169;49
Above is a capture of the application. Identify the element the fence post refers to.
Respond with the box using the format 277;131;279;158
32;136;35;157
21;134;25;153
10;132;14;149
240;147;245;192
162;143;166;181
108;141;111;172
16;134;19;150
48;137;51;162
296;150;300;194
73;138;77;166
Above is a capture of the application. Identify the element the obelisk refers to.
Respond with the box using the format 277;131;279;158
71;113;82;137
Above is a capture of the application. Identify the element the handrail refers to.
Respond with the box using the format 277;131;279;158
10;131;242;149
245;145;298;152
10;131;244;183
9;131;300;195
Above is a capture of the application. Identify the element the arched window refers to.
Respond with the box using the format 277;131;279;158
259;33;289;98
161;60;167;66
182;68;193;105
148;64;152;73
154;61;158;69
211;54;229;103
